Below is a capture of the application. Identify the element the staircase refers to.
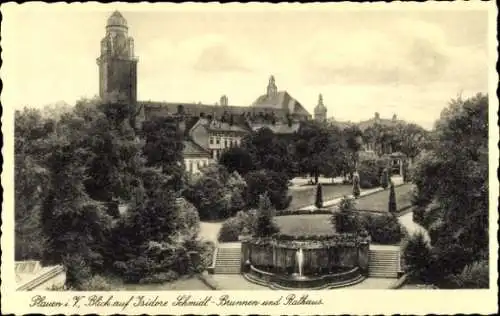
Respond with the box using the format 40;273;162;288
368;249;400;278
214;244;241;274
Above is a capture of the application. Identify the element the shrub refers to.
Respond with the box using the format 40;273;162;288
62;254;93;289
362;213;406;244
255;193;280;237
334;211;364;234
218;210;258;242
402;231;433;282
447;260;489;289
184;165;247;220
331;196;364;233
139;271;179;284
198;241;216;270
79;274;113;291
388;183;397;213
218;217;244;242
175;198;200;238
315;184;323;208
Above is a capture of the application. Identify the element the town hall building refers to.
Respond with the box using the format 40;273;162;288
97;11;330;175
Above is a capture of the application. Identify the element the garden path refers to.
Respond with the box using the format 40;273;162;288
397;210;431;242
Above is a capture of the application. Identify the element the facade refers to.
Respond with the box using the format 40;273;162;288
97;11;314;175
97;11;138;106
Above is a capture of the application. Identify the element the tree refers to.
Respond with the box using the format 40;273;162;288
41;140;112;288
240;127;295;177
410;93;488;286
315;183;323;209
395;123;428;162
342;125;364;177
402;232;433;282
219;146;255;175
184;165;247;220
142;116;186;192
388;183;397;213
15;108;54;260
254;193;280;237
294;121;343;183
244;169;291;210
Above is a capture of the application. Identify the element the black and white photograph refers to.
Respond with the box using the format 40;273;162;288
1;2;498;315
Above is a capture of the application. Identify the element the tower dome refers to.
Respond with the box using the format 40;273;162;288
107;11;128;29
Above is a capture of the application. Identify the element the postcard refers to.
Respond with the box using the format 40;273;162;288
1;2;498;315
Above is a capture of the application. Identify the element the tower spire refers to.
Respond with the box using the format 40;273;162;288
314;93;327;122
266;75;278;97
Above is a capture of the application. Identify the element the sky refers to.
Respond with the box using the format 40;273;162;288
1;3;492;129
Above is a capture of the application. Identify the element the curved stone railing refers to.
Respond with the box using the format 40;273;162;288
17;265;66;291
246;264;363;289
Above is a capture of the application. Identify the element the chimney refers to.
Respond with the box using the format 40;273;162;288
392;114;397;121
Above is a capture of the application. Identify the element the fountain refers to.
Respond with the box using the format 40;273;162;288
295;248;304;278
243;233;370;289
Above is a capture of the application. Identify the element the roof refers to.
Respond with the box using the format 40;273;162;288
357;117;405;131
249;122;301;135
205;119;248;133
251;91;311;117
327;118;356;130
183;140;211;158
141;101;252;118
107;11;128;28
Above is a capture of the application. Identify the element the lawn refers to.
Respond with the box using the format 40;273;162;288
354;184;414;213
275;214;334;235
288;184;353;210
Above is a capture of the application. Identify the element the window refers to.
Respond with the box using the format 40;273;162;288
209;137;214;145
216;137;220;145
224;139;228;148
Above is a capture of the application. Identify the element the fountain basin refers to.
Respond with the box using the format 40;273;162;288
246;265;363;289
241;233;370;289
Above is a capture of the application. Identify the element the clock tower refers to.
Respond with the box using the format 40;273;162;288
97;11;138;107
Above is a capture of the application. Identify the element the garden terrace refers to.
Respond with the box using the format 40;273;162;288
354;184;414;214
287;183;353;211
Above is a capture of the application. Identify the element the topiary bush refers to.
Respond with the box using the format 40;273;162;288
315;183;323;208
352;172;361;199
388;183;397;213
380;168;389;189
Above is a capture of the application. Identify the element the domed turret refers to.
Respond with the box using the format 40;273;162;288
107;11;128;29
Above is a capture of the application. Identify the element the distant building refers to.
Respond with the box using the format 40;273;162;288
97;12;314;175
314;94;327;122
